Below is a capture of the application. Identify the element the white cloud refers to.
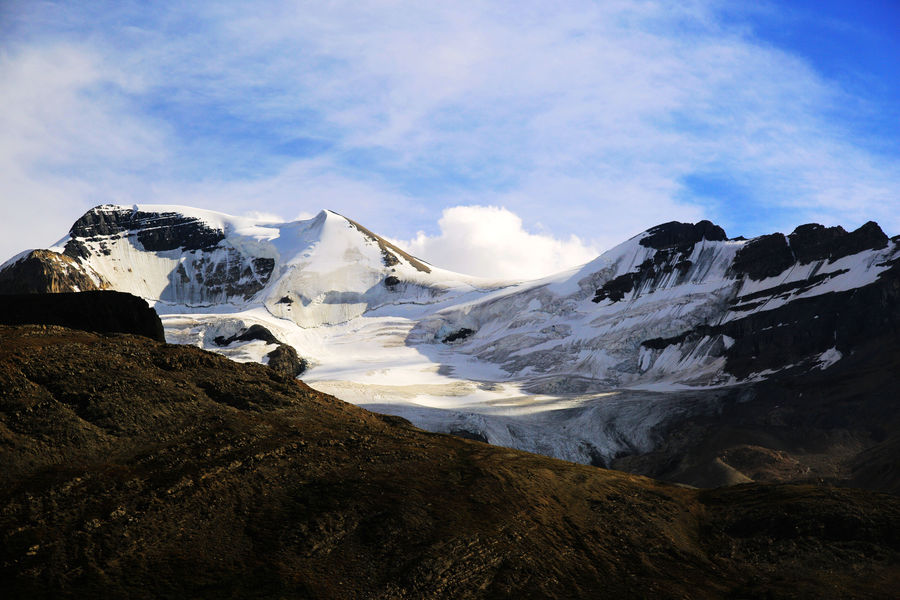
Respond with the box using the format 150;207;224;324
394;206;599;279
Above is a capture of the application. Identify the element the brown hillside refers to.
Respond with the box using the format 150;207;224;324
1;325;898;599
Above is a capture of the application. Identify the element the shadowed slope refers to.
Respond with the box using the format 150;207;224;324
1;326;898;599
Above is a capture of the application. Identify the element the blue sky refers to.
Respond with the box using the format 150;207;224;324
1;1;898;277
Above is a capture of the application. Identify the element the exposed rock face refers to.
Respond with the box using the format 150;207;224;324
442;327;474;343
593;251;693;303
615;331;900;494
0;250;109;294
789;221;889;264
724;266;900;378
589;219;897;382
183;255;274;301
731;233;794;280
593;220;727;304
0;291;165;341
641;251;900;381
2;325;899;599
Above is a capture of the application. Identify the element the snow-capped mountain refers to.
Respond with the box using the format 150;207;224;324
51;205;499;321
414;219;896;389
4;204;899;484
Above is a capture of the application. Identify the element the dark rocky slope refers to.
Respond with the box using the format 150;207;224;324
0;291;164;342
613;333;900;493
640;241;900;381
1;325;899;599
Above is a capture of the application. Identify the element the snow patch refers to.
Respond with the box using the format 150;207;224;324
816;347;842;370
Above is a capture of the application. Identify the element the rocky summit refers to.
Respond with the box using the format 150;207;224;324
2;323;899;599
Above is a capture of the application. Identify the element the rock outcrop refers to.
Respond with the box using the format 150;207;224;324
265;343;308;378
213;324;307;378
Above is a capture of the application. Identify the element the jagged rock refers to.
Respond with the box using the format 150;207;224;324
593;221;725;303
0;250;109;294
837;220;890;258
733;222;891;280
65;205;225;255
213;324;308;378
788;223;849;264
0;291;164;341
642;255;900;379
788;222;890;265
593;271;636;302
62;205;275;301
593;254;693;303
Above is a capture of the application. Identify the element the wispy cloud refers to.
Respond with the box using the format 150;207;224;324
0;0;897;266
0;42;166;251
